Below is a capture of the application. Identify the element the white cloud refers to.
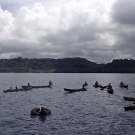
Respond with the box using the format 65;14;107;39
1;0;135;63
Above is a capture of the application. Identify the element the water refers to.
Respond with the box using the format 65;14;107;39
0;73;135;135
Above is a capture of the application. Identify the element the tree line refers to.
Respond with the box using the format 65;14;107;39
0;57;135;73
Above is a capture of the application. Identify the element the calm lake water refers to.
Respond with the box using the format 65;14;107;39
0;73;135;135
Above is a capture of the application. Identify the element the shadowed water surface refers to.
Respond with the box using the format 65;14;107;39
0;73;135;135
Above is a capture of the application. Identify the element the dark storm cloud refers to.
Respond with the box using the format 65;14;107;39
43;25;98;46
112;0;135;25
106;0;135;61
1;0;135;63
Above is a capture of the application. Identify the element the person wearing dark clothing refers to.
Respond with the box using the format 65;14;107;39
49;80;53;86
120;81;124;86
16;86;18;90
39;107;47;116
84;81;88;86
82;82;88;88
95;81;99;86
107;83;112;89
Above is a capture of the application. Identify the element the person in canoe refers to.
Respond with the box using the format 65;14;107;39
107;83;112;89
16;86;18;90
83;82;88;88
95;81;99;86
84;81;88;86
120;81;124;86
49;80;53;86
28;83;30;86
39;107;47;116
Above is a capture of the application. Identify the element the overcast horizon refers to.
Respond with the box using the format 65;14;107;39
0;0;135;63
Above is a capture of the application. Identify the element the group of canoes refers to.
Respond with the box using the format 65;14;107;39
93;81;128;94
64;80;135;111
3;80;53;93
3;79;135;112
93;81;135;111
93;81;114;94
63;80;129;93
123;96;135;111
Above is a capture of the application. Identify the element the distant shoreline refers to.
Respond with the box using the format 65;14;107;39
0;57;135;73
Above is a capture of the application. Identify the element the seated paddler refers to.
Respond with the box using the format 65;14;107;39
95;81;99;86
49;80;53;86
107;83;112;89
84;81;88;86
82;82;87;89
39;107;47;116
120;81;124;86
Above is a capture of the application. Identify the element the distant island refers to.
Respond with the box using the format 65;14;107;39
0;57;135;73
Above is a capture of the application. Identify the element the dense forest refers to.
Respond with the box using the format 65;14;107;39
0;57;135;73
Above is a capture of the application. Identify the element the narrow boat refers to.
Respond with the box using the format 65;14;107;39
107;88;114;94
119;85;128;88
22;84;51;89
3;87;32;93
124;103;135;110
123;96;135;101
93;85;100;88
64;88;87;92
100;85;107;90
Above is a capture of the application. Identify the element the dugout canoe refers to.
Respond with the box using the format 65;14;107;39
3;87;32;93
64;88;87;92
93;85;100;88
100;85;107;90
124;103;135;110
119;85;128;88
123;96;135;101
22;84;51;89
107;88;114;94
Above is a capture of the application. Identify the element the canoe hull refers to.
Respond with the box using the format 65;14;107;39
107;89;114;94
123;96;135;101
100;85;107;90
124;104;135;110
3;87;32;93
64;88;87;92
93;85;100;88
22;85;51;89
119;85;128;88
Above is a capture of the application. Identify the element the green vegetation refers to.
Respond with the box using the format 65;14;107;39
0;57;135;73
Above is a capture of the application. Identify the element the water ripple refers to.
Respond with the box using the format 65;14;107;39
0;73;135;135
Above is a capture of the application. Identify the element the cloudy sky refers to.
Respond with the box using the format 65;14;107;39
0;0;135;63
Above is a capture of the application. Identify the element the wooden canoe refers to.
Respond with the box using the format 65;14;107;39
123;96;135;101
119;85;128;88
93;85;100;88
3;87;32;93
124;103;135;110
64;88;87;92
22;85;51;89
107;88;114;94
100;85;107;90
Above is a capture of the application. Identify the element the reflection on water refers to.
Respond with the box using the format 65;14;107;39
0;73;135;135
39;116;46;122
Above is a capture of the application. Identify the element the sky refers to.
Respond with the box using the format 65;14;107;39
0;0;135;63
